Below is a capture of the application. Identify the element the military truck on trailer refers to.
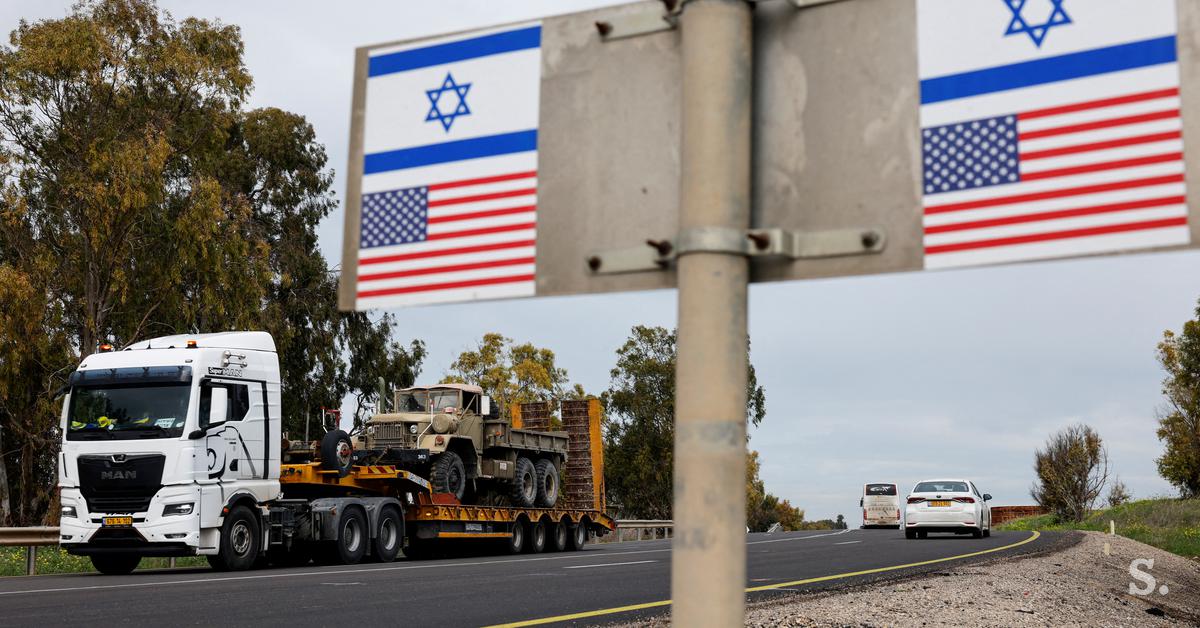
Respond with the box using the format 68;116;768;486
353;384;569;508
57;331;612;575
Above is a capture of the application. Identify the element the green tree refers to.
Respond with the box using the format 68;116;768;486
0;0;421;523
602;325;766;519
746;450;804;532
1155;301;1200;498
1030;423;1110;522
443;333;571;419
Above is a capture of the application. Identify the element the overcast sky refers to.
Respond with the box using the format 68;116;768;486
5;0;1198;520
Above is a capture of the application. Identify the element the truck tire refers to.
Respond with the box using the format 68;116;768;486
320;430;354;477
548;520;569;552
534;459;559;508
321;507;368;565
525;519;547;554
567;522;588;551
373;506;402;563
510;457;537;508
208;505;260;572
431;451;467;501
506;520;527;554
90;553;141;575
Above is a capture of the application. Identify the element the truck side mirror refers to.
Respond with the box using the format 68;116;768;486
203;387;227;429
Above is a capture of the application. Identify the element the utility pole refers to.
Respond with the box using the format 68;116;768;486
672;0;753;625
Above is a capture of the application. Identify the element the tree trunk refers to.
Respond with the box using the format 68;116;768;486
0;426;10;525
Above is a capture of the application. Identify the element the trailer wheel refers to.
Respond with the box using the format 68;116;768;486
567;522;589;551
510;457;537;508
525;519;547;554
90;553;141;575
506;520;527;554
431;451;467;501
534;459;559;508
208;505;260;572
373;506;402;563
320;430;354;477
548;520;569;552
323;508;368;565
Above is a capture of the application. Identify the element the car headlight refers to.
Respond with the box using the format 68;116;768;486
163;502;194;516
408;424;418;434
61;505;77;519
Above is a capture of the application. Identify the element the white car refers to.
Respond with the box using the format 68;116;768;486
903;478;992;539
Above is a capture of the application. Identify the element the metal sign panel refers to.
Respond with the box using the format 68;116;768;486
341;0;1200;310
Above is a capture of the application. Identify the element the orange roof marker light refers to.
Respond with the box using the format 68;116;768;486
186;340;198;349
98;343;113;352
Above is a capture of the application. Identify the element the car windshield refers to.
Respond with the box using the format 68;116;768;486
866;484;897;496
396;389;462;413
67;384;191;440
914;481;969;493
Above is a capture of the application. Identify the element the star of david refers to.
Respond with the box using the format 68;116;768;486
1003;0;1072;48
425;73;471;132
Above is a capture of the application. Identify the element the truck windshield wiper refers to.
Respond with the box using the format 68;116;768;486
115;424;172;437
69;429;114;440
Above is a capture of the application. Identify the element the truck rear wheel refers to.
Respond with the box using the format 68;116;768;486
431;451;466;501
208;505;261;572
506;521;527;554
567;523;588;551
90;553;141;575
321;507;368;565
373;506;402;563
510;457;537;508
525;520;547;554
320;430;354;478
548;520;569;552
534;459;559;508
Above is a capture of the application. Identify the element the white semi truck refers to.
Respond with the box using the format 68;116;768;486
58;331;611;574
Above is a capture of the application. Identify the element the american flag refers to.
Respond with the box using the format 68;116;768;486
356;167;537;304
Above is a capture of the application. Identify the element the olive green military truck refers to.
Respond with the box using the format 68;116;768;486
354;384;568;508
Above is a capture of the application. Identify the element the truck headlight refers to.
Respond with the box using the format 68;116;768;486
61;506;77;519
408;424;418;434
163;502;194;516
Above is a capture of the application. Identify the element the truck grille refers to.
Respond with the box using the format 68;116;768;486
77;454;165;514
372;423;418;448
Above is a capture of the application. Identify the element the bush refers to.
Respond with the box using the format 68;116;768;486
1031;423;1109;522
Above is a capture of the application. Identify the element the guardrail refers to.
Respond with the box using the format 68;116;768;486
602;519;673;543
0;527;61;575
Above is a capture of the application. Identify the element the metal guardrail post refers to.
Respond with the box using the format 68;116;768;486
26;546;36;575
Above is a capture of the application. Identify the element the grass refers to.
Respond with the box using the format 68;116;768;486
0;546;207;577
999;498;1200;561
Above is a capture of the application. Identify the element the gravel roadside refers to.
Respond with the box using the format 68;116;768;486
619;531;1200;626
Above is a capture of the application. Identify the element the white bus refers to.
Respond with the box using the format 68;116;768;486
860;482;901;528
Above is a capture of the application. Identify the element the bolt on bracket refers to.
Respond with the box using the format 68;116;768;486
586;226;886;275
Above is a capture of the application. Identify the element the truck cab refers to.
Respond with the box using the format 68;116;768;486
58;331;282;573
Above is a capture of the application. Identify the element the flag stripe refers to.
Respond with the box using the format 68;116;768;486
925;216;1187;255
428;187;538;207
924;195;1186;234
1020;151;1182;181
427;204;535;224
1020;130;1181;161
364;130;538;174
368;25;541;77
358;273;536;298
425;221;536;241
1018;87;1180;120
1017;109;1179;141
360;239;536;265
358;256;536;281
925;174;1184;214
427;170;537;191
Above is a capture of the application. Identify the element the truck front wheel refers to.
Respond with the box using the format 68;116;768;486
431;451;466;501
208;505;261;572
90;553;141;575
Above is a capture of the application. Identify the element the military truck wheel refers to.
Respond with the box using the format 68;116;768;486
525;519;547;554
510;457;537;508
548;520;569;552
431;451;467;501
534;459;559;508
90;553;141;575
373;506;402;563
319;430;354;478
567;522;589;551
506;520;527;554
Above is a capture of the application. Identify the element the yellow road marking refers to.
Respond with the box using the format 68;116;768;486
484;530;1042;628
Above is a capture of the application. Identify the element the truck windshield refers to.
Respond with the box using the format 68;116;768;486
397;389;462;413
67;384;191;440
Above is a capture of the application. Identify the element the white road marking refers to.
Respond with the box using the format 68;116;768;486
834;541;861;545
0;530;851;598
563;560;656;570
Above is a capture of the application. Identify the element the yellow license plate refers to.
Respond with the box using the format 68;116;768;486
103;516;133;526
928;500;951;507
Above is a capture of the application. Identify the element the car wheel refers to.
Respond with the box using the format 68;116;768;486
916;530;927;539
972;526;983;539
904;529;916;540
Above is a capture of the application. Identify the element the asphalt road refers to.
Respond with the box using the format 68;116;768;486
0;528;1057;627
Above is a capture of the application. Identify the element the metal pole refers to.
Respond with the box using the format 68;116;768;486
673;0;752;625
26;545;35;575
305;408;310;444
